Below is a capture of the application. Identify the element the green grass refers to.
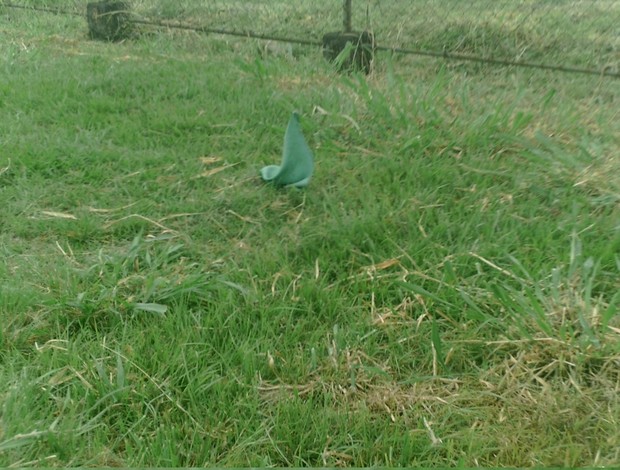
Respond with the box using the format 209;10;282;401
1;2;619;467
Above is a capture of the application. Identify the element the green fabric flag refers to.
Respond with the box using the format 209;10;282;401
260;112;314;188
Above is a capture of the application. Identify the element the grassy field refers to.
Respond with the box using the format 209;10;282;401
1;2;619;467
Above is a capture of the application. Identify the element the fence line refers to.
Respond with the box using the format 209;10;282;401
2;1;619;78
2;2;81;16
131;18;323;48
374;44;620;78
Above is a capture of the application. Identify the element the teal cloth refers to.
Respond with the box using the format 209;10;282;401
260;112;314;188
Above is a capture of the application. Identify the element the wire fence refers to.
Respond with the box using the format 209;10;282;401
2;0;619;77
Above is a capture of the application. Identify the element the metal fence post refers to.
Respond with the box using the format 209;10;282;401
343;0;352;33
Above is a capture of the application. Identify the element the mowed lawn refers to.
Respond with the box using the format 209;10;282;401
1;3;619;467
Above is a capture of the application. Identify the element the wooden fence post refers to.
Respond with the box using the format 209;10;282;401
86;1;133;41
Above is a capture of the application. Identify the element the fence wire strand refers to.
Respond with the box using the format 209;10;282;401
2;0;619;78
